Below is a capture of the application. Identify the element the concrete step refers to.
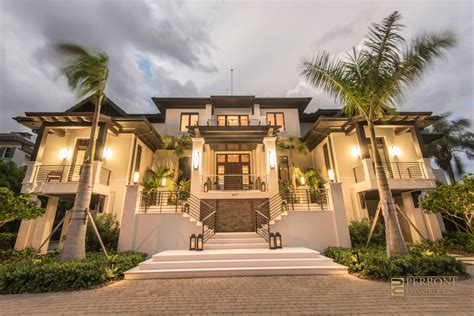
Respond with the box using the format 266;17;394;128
205;242;269;250
206;237;265;244
151;247;321;262
140;257;336;270
211;232;260;239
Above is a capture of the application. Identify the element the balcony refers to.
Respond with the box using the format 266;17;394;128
206;118;264;126
202;174;267;191
352;159;435;192
32;164;111;186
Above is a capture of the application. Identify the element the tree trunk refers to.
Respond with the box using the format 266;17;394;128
173;157;180;187
60;94;103;261
368;122;408;257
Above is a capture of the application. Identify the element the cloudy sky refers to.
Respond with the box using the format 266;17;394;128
0;0;472;170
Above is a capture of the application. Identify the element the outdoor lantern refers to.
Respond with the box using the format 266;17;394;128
203;182;209;192
102;147;112;160
161;177;167;187
269;232;276;250
328;169;335;182
268;150;276;169
133;171;140;184
196;234;204;251
275;232;283;249
59;147;72;160
260;181;266;192
352;145;361;158
390;145;401;158
189;234;197;250
192;150;200;170
300;176;305;186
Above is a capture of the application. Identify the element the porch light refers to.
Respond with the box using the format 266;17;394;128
161;177;167;187
328;169;335;182
133;171;140;184
389;145;401;158
196;234;204;251
192;150;200;170
59;147;72;160
300;176;305;186
102;147;112;160
189;234;197;250
269;232;276;250
352;145;361;158
268;150;276;169
275;232;283;249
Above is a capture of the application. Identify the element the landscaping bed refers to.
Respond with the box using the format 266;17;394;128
0;249;146;294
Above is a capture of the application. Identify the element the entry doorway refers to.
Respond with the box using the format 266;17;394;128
216;154;250;190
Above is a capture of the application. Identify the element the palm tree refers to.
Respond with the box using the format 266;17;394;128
55;44;109;260
277;137;307;188
301;11;455;257
161;135;192;187
425;113;474;183
142;167;174;193
0;158;27;194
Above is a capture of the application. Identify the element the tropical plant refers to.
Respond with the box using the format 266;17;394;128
0;158;27;194
0;187;44;228
425;113;474;183
142;167;174;192
277;137;308;188
301;11;456;256
420;175;473;235
55;43;109;261
161;135;192;186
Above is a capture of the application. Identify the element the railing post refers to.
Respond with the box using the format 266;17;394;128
320;190;324;210
175;191;178;213
397;162;401;179
306;189;310;210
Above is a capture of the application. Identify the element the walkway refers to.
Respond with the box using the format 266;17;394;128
0;275;473;314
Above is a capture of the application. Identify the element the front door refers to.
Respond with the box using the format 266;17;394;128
216;154;250;190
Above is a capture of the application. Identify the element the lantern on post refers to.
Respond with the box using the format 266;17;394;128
269;232;276;250
189;234;197;250
196;234;204;251
275;232;282;249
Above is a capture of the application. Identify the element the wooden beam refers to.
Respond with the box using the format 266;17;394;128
48;128;66;137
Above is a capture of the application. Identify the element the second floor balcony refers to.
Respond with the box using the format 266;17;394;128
30;164;111;186
202;174;268;192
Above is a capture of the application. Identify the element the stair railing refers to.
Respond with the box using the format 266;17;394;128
202;211;217;242
255;210;270;242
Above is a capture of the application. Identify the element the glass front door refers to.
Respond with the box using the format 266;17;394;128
216;154;250;190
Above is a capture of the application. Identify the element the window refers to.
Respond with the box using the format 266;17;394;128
278;156;290;181
322;143;332;177
180;113;199;132
0;147;15;158
217;115;249;126
266;112;285;131
135;145;142;172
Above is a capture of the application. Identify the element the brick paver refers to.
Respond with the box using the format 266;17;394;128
0;275;473;315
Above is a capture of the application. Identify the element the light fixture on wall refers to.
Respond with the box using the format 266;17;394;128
389;145;401;158
161;177;167;187
133;171;140;184
192;150;200;170
352;145;361;158
300;176;306;186
102;147;112;160
59;147;72;160
328;169;335;182
268;149;276;169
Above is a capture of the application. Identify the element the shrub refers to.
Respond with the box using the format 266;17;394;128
324;246;467;280
0;232;17;250
348;218;385;247
438;231;474;254
0;251;146;294
86;214;120;252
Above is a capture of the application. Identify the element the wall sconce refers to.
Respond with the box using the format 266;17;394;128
189;234;197;250
59;147;72;160
328;169;335;182
102;147;112;160
275;232;283;249
268;149;276;169
192;150;200;170
300;176;306;186
161;177;167;187
133;171;139;184
196;234;204;251
269;232;276;249
389;145;401;158
352;145;361;158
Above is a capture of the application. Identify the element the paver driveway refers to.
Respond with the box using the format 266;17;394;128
0;275;473;315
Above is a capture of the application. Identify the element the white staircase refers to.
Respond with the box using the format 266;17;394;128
205;232;268;250
124;246;348;279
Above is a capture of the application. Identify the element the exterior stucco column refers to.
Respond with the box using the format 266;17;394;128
361;158;375;181
118;185;142;252
190;137;204;198
325;182;351;247
263;137;279;196
418;157;436;180
401;192;429;242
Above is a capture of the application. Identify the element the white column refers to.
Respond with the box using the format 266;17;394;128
190;138;205;198
263;137;279;196
325;182;351;247
361;158;375;181
418;157;436;179
117;185;142;251
401;192;429;242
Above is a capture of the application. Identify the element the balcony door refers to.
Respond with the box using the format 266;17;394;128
216;154;250;190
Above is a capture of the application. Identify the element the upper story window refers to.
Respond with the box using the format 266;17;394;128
180;113;199;132
266;112;285;131
217;115;249;126
0;147;15;158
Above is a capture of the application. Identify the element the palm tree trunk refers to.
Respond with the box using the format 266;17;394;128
368;122;408;257
60;93;103;261
173;157;180;187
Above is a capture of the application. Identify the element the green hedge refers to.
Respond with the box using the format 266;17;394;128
438;231;474;254
324;246;467;280
0;233;17;250
348;219;385;247
86;214;120;252
0;251;146;294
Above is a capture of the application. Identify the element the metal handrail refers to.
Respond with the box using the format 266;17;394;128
202;211;217;242
255;210;270;242
285;188;329;210
33;164;112;186
202;174;268;191
353;161;426;182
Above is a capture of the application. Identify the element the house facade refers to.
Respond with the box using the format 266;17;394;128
13;95;444;257
0;132;34;166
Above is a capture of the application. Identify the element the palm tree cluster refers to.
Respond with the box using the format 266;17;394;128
301;11;456;256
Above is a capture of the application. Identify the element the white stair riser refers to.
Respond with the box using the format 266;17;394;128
152;252;320;262
207;238;265;244
205;243;269;250
140;258;335;270
212;232;260;239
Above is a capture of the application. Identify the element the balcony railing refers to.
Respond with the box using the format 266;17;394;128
353;161;426;183
33;164;111;186
206;118;263;126
202;174;267;191
282;188;330;210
